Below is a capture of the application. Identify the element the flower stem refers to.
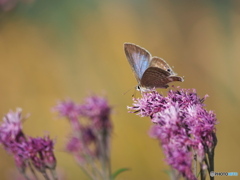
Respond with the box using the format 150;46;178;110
208;149;215;180
193;153;197;177
20;172;31;180
200;162;206;180
28;161;39;180
50;169;58;180
41;171;51;180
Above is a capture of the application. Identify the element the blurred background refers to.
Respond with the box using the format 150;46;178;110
0;0;239;179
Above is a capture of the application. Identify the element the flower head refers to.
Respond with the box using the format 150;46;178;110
128;90;167;117
0;108;29;164
54;100;81;119
79;96;112;130
129;88;217;179
10;140;30;173
54;95;113;178
0;108;25;144
0;108;58;179
29;136;56;171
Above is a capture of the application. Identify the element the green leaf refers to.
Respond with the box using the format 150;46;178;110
111;168;130;180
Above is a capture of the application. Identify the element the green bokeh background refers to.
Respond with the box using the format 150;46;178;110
0;0;239;179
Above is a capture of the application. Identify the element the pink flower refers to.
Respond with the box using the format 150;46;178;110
129;88;217;180
0;108;25;145
54;95;112;178
0;108;57;179
29;136;56;171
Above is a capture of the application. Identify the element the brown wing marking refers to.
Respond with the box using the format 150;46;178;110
140;67;183;89
150;57;176;75
140;67;170;88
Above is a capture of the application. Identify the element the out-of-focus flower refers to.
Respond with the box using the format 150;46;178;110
11;140;29;173
0;108;28;172
79;96;112;130
54;100;81;119
0;108;58;180
0;108;25;145
65;127;97;163
54;95;112;180
128;88;217;180
29;136;56;171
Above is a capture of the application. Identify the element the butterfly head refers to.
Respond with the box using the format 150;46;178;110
135;85;153;92
136;85;141;91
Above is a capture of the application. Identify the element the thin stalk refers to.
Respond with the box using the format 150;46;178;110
200;162;206;180
28;161;39;180
74;125;100;179
98;129;111;180
49;169;58;180
204;158;210;173
193;153;197;177
78;164;98;180
20;172;31;180
41;171;51;180
208;133;217;180
207;149;215;180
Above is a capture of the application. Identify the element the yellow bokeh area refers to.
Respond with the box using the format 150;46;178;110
0;0;239;179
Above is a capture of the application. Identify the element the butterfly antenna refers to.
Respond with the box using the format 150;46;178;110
123;86;135;95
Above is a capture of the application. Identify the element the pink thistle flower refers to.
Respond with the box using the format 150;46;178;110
129;88;217;180
54;95;113;179
79;96;112;131
128;90;167;117
0;108;29;172
29;136;56;171
0;108;26;145
0;109;58;180
54;100;81;131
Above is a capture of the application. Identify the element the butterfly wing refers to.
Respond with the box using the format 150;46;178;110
150;57;176;75
124;43;151;83
140;67;183;89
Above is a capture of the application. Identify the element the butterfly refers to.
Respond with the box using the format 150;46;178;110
124;43;184;92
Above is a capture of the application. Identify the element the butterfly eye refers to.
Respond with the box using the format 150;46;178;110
136;86;141;91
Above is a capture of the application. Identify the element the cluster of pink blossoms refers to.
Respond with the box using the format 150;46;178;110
0;108;57;180
54;95;113;180
128;88;217;180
